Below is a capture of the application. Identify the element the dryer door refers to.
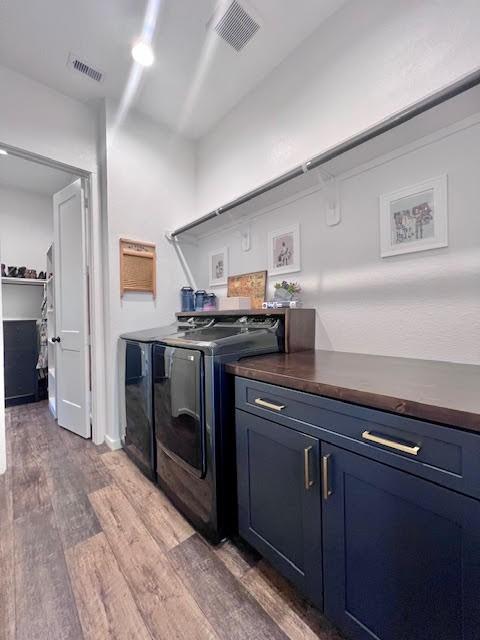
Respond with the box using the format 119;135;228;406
153;344;205;477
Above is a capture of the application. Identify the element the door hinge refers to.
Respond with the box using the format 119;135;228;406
82;186;89;210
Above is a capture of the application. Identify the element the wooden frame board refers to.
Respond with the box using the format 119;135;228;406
120;238;156;297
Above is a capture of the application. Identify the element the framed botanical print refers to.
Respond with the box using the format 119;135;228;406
208;247;228;286
379;175;448;257
268;224;301;276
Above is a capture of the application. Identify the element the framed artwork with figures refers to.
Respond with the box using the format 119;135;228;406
379;175;448;257
209;247;229;286
268;224;301;276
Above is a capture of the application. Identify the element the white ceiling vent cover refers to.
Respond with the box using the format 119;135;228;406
214;1;260;52
67;53;103;83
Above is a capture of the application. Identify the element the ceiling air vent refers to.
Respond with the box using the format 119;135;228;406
67;53;103;83
213;1;260;52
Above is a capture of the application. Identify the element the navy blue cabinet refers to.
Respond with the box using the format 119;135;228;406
234;377;480;640
322;443;480;640
3;320;39;407
236;410;323;609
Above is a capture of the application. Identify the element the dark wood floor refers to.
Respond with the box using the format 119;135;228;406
0;401;344;640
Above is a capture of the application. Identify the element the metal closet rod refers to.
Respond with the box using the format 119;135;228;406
170;67;480;239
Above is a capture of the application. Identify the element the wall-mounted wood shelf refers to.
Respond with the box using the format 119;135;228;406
176;308;316;353
2;277;46;286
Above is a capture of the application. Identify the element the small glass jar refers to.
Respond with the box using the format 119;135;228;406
203;293;217;311
180;286;195;312
195;289;207;311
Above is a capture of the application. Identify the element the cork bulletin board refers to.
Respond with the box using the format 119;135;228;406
120;238;156;297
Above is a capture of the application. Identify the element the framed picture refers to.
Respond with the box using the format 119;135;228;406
209;247;228;286
268;224;301;276
227;270;267;309
379;175;448;258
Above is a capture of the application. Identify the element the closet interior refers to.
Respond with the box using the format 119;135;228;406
1;153;76;415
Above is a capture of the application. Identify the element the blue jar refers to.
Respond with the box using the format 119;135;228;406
195;289;207;311
203;293;217;311
180;286;195;312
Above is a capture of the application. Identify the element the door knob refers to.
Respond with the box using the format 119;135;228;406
51;336;61;343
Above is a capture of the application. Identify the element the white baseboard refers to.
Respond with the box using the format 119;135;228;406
104;434;122;451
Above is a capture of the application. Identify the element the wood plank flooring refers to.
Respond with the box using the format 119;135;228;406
0;401;344;640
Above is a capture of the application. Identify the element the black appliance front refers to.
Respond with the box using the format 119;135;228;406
153;344;205;474
152;343;218;539
123;341;155;480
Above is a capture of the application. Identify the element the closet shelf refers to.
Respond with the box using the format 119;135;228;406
2;277;46;286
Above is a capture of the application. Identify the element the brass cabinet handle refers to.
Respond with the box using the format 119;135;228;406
362;430;421;456
304;446;314;490
322;454;332;500
254;398;285;412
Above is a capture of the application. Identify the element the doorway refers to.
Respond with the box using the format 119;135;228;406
0;147;99;448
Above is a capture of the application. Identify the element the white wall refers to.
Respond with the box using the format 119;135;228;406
196;0;480;215
0;186;53;319
102;102;196;446
0;186;53;270
0;65;98;473
186;115;480;365
0;65;97;171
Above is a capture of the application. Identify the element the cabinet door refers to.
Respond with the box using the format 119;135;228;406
322;443;480;640
236;410;323;609
3;320;38;405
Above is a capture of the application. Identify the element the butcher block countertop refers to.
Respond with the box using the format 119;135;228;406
226;350;480;433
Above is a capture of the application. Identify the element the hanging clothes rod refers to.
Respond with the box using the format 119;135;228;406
170;66;480;239
169;166;305;238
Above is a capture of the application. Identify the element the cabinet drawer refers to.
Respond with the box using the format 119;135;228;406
235;377;480;499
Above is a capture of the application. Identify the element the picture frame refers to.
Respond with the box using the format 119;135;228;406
227;270;267;309
208;247;229;286
268;224;301;276
379;175;448;258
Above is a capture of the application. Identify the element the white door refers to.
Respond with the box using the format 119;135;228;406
53;180;90;438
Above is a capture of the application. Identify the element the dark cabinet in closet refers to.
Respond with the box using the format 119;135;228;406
3;320;39;407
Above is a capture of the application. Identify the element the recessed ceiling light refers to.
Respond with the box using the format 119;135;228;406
0;149;8;156
131;41;154;67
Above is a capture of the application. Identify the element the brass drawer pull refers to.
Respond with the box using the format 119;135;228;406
322;454;332;500
304;446;314;490
362;430;421;456
254;398;285;412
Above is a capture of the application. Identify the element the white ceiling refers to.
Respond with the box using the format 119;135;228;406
0;0;347;138
0;154;75;196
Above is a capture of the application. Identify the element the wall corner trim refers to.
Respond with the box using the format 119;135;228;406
104;434;122;451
